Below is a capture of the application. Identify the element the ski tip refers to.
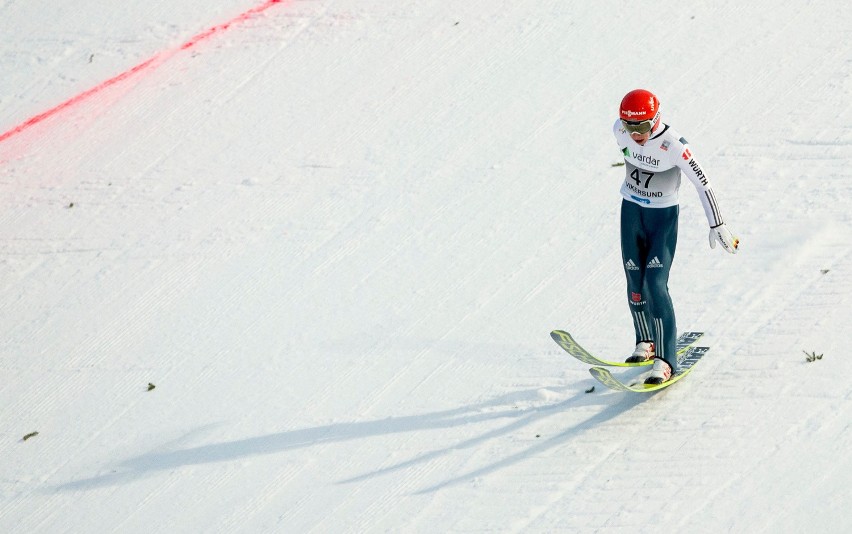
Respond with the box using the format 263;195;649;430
550;329;572;343
588;366;612;380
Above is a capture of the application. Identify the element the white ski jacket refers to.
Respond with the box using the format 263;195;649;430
613;118;723;227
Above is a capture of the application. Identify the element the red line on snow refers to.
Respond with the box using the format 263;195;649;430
0;0;285;145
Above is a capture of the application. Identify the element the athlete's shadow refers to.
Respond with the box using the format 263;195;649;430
54;382;647;493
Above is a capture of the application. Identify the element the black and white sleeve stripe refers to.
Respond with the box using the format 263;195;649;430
704;190;724;227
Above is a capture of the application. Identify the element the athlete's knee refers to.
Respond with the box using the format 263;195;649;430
644;270;670;294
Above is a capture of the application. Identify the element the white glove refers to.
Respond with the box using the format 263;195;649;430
709;224;739;254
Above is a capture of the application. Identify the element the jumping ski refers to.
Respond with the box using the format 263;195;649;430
550;329;703;367
589;346;710;392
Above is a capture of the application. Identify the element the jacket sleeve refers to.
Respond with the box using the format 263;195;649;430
612;118;627;152
674;140;724;227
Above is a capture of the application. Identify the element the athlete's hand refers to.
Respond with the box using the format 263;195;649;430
709;224;739;254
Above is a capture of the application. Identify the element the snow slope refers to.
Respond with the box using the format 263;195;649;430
1;0;850;532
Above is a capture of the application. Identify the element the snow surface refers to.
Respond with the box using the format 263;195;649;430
1;0;850;532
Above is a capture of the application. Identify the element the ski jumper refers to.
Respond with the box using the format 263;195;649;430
613;119;723;372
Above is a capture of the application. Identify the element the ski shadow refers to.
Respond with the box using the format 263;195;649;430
411;393;646;493
337;389;646;492
54;382;647;492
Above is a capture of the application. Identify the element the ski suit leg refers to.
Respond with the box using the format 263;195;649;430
621;201;654;345
620;200;679;371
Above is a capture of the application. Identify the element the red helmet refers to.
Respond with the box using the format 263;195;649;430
619;89;660;122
